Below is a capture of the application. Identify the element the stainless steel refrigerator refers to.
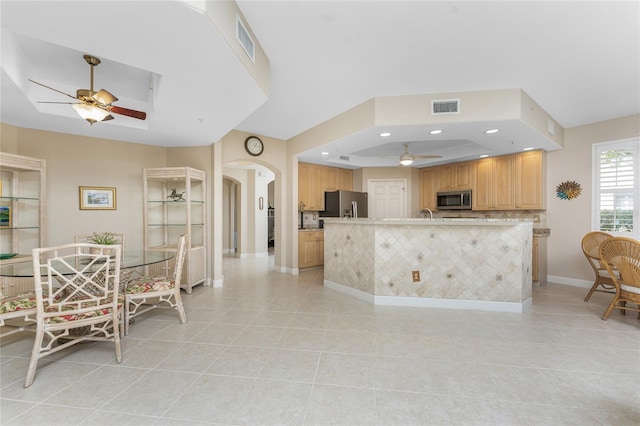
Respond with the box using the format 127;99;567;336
321;190;368;218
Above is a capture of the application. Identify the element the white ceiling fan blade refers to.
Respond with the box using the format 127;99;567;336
413;154;442;159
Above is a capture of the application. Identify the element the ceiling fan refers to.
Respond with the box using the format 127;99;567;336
29;54;147;125
396;143;442;166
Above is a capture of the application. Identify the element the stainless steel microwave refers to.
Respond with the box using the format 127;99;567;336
436;190;472;210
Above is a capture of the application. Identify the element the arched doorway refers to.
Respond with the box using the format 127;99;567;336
223;162;276;258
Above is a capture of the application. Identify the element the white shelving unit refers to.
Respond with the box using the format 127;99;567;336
0;152;46;265
143;167;206;293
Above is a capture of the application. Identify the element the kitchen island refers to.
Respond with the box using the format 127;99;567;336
322;218;533;313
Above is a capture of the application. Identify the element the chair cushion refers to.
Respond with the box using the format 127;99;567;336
620;284;640;295
125;276;175;294
44;297;122;324
0;292;38;314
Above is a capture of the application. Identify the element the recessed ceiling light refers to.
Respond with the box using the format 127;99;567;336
429;129;443;135
321;152;329;156
380;132;391;137
484;129;500;134
480;154;489;158
522;147;534;151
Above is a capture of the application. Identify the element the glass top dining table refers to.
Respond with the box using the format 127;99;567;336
0;250;176;278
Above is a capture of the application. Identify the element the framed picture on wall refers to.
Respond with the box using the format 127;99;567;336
79;186;117;210
0;205;11;228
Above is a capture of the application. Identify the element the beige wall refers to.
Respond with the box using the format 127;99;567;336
546;114;640;286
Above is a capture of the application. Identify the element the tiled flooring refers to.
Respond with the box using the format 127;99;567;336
1;255;639;425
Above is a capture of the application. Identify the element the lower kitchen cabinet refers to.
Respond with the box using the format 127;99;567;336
298;230;324;268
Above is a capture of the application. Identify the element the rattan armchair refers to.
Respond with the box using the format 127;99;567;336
581;231;617;302
598;236;640;320
123;234;188;335
25;243;123;387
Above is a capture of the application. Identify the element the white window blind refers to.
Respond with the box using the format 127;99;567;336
593;139;640;237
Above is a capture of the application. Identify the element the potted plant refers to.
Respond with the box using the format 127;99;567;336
87;232;119;245
87;232;119;257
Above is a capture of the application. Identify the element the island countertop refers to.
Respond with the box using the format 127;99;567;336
321;217;534;226
322;217;533;313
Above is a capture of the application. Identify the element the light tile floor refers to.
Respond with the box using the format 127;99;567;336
1;255;639;425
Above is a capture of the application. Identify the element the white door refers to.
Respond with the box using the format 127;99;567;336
368;180;407;219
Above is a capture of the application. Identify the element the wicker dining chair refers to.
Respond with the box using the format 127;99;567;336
598;236;640;321
581;231;617;302
123;234;188;335
25;243;123;387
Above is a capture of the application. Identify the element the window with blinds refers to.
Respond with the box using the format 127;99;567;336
594;139;639;237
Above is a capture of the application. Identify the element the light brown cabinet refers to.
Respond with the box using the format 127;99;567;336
471;150;544;211
473;157;493;210
515;150;545;210
419;167;440;210
323;166;352;192
438;161;473;190
299;163;353;211
492;154;516;210
298;163;324;211
298;230;324;268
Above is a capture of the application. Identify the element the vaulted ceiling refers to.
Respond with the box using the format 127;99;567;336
2;1;638;167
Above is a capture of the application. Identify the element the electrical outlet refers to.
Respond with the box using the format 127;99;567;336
412;271;420;282
533;215;540;223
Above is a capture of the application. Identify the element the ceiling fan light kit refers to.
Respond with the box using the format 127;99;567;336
72;103;112;124
31;54;146;125
399;154;414;166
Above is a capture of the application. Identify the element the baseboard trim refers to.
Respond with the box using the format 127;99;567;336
547;275;593;289
324;280;532;313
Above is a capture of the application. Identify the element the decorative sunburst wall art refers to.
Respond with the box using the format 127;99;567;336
556;180;582;200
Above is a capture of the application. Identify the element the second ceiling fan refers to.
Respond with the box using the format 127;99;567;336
397;143;441;166
30;54;147;125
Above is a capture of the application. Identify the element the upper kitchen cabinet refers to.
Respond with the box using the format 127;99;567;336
515;150;545;210
299;163;353;211
298;162;324;211
143;167;207;294
438;161;473;191
419;167;440;210
473;151;545;211
475;154;516;210
473;157;493;211
0;153;46;263
492;154;516;210
323;166;352;192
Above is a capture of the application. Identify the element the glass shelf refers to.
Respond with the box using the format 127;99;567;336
0;226;40;230
0;196;40;201
147;200;204;204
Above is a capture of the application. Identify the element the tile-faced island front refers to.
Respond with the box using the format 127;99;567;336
323;218;533;313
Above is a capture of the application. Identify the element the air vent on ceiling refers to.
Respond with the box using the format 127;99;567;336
236;15;255;63
339;155;350;161
432;99;460;115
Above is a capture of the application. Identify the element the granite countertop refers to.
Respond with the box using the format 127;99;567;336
533;228;550;236
322;218;534;227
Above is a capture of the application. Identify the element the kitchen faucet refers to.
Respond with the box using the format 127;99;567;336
421;208;433;219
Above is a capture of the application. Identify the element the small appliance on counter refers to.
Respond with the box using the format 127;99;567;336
320;190;368;218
